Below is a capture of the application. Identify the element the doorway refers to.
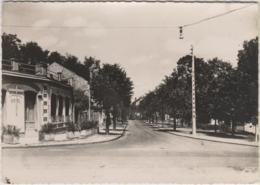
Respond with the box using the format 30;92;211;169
24;91;37;133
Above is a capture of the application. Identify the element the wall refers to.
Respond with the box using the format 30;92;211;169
48;62;90;96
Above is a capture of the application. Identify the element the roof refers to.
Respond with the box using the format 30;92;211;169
2;70;72;89
49;61;89;82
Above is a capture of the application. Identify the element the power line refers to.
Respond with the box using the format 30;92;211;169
182;4;254;28
3;0;258;3
2;25;179;29
2;4;255;30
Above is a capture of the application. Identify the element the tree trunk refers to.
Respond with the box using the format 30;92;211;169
173;117;177;131
214;119;217;133
113;116;117;130
231;119;236;136
181;119;184;127
105;111;110;135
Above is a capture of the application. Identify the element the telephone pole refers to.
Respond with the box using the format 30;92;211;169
191;45;197;136
88;72;91;121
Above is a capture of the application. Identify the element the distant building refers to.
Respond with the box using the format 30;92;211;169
2;59;74;141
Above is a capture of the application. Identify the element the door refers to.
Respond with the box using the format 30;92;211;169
37;95;43;131
25;91;37;133
6;89;25;132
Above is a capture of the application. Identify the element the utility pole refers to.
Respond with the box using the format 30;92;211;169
179;27;196;135
88;68;93;121
191;45;197;136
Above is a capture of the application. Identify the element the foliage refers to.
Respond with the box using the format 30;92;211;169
66;122;78;133
20;42;49;64
80;121;98;130
40;123;55;134
138;37;258;135
74;89;89;112
2;33;21;60
237;37;258;125
2;125;20;137
92;63;134;132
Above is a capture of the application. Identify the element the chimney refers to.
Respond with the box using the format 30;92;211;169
57;72;62;81
68;78;73;86
11;58;19;71
36;63;47;76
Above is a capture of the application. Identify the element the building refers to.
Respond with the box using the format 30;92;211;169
48;62;104;127
48;62;94;122
1;59;74;141
48;62;90;96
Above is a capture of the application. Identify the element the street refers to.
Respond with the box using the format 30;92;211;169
2;120;258;183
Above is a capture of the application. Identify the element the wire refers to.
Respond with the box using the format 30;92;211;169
2;4;255;30
2;25;180;29
182;4;254;28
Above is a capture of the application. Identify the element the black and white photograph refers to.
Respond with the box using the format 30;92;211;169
1;0;259;183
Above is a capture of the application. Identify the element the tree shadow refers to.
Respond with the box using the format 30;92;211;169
200;132;245;139
98;132;122;136
113;128;128;132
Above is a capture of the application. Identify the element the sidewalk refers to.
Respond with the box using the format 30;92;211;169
2;123;128;149
148;123;258;147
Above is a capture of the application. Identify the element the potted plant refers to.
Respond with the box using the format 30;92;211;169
2;125;20;144
40;123;55;141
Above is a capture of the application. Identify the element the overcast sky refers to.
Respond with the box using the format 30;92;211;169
2;2;258;98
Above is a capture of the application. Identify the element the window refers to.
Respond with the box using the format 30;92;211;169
51;94;57;116
58;96;63;116
65;98;70;116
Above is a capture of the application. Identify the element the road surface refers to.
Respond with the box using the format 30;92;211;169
2;120;258;183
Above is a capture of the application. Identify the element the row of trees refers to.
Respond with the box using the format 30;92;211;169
138;37;258;135
2;33;134;134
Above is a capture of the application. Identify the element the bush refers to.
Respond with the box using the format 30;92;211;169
40;123;55;134
66;122;78;133
80;121;98;130
2;125;20;137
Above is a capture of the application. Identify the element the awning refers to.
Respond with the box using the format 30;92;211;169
2;83;38;92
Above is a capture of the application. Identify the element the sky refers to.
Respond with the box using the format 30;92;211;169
2;2;258;99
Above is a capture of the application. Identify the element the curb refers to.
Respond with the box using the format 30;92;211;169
2;123;128;149
166;130;259;147
146;123;259;147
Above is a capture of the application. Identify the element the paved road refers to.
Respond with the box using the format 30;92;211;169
2;120;258;183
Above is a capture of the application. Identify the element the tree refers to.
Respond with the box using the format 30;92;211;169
237;37;258;125
92;63;133;133
73;89;89;124
20;42;49;64
84;56;101;79
207;58;233;132
2;33;21;60
47;51;66;64
163;70;181;131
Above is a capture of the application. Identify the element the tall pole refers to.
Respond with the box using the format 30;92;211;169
191;45;197;136
88;71;92;121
